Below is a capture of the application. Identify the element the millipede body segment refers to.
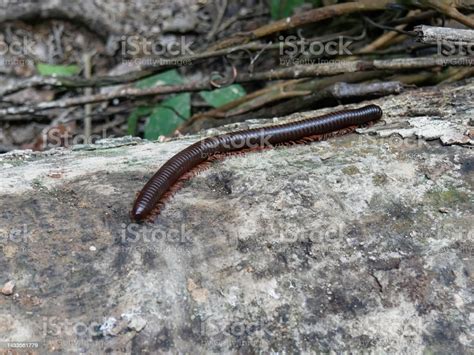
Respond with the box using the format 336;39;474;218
131;104;383;221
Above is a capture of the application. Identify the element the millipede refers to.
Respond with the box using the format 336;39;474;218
131;104;383;221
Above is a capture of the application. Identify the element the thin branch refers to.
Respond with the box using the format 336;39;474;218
359;15;412;54
216;9;269;35
244;80;403;119
83;52;94;142
237;56;474;82
2;56;472;119
0;1;397;98
207;0;228;40
209;0;392;50
414;25;474;44
216;90;312;117
1;0;471;99
388;10;438;25
182;80;404;132
0;42;269;97
0;82;214;119
424;0;474;28
363;16;416;37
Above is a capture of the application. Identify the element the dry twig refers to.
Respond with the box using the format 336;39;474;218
414;25;474;44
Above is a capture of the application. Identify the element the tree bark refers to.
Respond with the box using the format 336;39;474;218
0;79;472;353
415;25;474;44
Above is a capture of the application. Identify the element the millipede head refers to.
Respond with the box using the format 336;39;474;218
130;204;147;223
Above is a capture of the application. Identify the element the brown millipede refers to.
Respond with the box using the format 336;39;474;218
131;104;383;221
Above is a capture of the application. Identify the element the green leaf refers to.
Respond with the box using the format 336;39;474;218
127;107;152;136
144;93;191;139
128;69;191;138
36;63;80;76
199;84;246;108
136;69;184;89
270;0;321;20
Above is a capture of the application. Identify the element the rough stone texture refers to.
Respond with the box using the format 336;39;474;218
0;80;472;353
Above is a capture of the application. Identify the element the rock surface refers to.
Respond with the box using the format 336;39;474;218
0;80;472;353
